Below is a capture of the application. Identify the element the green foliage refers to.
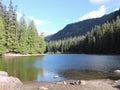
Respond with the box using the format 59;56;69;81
18;16;28;54
0;0;46;54
28;21;39;53
0;16;6;54
38;37;46;53
5;0;18;51
27;21;46;54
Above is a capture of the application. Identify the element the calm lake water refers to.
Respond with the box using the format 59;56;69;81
0;54;120;82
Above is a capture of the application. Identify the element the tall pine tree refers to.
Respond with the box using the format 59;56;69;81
28;20;39;53
18;16;28;54
0;16;6;54
6;0;17;52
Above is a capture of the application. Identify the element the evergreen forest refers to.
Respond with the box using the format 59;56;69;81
0;0;46;55
46;12;120;54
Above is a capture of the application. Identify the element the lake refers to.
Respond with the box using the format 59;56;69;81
0;54;120;82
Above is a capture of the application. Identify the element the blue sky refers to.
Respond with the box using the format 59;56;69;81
3;0;120;36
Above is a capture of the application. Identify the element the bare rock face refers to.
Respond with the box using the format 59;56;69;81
0;71;23;90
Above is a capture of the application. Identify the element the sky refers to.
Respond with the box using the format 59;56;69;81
2;0;120;36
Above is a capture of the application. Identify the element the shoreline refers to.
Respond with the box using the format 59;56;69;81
2;53;45;57
1;71;119;90
23;79;119;90
2;53;120;57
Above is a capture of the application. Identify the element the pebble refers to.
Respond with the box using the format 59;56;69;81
38;86;48;90
80;80;86;85
63;81;67;85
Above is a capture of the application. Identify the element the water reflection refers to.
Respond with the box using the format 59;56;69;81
37;70;64;81
0;54;120;81
0;56;44;81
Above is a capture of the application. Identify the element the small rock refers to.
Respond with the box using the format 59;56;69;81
114;70;120;73
70;82;75;85
38;86;48;90
76;80;81;85
114;80;120;85
63;81;67;85
80;80;86;85
115;80;119;83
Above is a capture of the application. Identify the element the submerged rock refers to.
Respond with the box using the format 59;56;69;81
53;75;59;79
0;71;23;90
114;70;120;73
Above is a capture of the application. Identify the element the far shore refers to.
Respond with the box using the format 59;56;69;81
2;53;45;57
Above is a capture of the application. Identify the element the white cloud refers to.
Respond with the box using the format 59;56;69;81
16;12;23;20
79;5;106;21
114;8;119;11
90;0;111;4
28;16;43;25
16;12;52;26
39;31;56;36
28;16;52;26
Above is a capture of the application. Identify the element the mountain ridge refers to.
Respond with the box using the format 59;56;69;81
46;9;120;41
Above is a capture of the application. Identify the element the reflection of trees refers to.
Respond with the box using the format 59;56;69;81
38;68;44;78
0;56;44;81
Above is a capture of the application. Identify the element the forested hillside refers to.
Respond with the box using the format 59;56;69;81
46;9;120;54
47;10;119;41
0;0;46;54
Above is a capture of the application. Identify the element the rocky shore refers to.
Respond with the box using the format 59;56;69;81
23;79;120;90
0;71;120;90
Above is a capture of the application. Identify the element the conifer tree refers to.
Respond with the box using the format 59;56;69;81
28;20;39;53
0;0;46;54
38;36;46;54
18;16;28;54
0;0;4;17
8;0;17;51
0;16;6;54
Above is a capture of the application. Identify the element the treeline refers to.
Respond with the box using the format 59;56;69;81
0;0;46;54
46;14;120;54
